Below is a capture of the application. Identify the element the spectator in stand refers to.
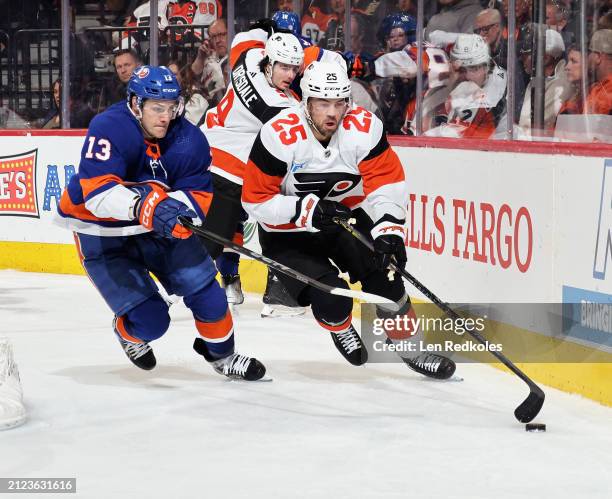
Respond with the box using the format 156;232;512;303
191;18;228;108
168;60;209;126
302;1;333;46
599;11;612;30
304;0;383;50
518;29;574;137
40;79;62;129
378;12;416;51
557;44;583;116
375;13;418;133
499;0;532;39
348;13;381;117
38;78;95;129
585;29;612;115
319;0;346;51
546;0;574;49
474;8;525;119
556;37;612;142
115;49;141;84
276;0;294;11
352;1;386;52
425;0;483;42
474;8;503;65
393;0;415;16
106;49;142;105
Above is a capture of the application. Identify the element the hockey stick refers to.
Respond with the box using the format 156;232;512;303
334;217;545;423
178;217;399;309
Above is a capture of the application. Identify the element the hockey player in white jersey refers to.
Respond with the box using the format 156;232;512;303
200;20;303;309
201;19;346;314
242;61;456;379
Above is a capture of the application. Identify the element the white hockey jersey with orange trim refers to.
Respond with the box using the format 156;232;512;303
242;105;407;233
201;30;346;185
201;27;300;185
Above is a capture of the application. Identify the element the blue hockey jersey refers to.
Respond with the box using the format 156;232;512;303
56;102;213;236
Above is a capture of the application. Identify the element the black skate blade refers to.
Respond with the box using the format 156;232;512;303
420;374;464;382
225;375;273;382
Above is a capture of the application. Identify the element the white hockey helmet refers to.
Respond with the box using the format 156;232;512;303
300;61;352;102
450;34;490;67
265;32;304;67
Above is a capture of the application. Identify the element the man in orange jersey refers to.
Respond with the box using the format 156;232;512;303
585;29;612;115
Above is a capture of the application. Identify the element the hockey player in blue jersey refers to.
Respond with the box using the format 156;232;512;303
56;65;266;381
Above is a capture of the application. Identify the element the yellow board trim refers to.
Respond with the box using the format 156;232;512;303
1;240;610;407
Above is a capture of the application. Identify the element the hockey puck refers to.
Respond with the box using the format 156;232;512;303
525;423;546;432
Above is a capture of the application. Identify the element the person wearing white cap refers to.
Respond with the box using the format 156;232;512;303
518;28;574;138
585;29;612;115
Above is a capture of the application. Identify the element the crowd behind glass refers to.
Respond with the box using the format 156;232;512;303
0;0;610;143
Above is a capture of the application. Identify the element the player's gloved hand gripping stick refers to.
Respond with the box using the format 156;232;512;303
333;217;545;424
132;183;197;239
291;193;352;233
178;216;399;310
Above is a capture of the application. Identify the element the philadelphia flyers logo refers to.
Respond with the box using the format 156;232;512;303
293;172;361;199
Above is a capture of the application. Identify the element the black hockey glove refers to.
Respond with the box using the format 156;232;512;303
372;216;407;271
291;194;352;233
249;18;278;37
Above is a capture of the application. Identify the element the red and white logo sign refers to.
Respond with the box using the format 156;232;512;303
137;67;150;79
407;193;534;273
0;150;38;218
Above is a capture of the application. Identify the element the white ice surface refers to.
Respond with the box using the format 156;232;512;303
0;270;610;499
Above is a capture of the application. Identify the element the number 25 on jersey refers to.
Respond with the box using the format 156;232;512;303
271;113;307;145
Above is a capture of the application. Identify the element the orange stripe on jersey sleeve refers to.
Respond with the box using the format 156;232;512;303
195;310;234;341
211;147;247;180
358;147;405;196
303;46;323;67
190;190;214;216
230;40;265;68
80;174;123;199
242;160;282;204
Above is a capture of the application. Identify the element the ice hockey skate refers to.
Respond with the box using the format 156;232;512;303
113;317;157;370
221;274;244;306
193;338;268;381
400;350;456;380
330;325;368;366
0;339;27;430
261;270;306;318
